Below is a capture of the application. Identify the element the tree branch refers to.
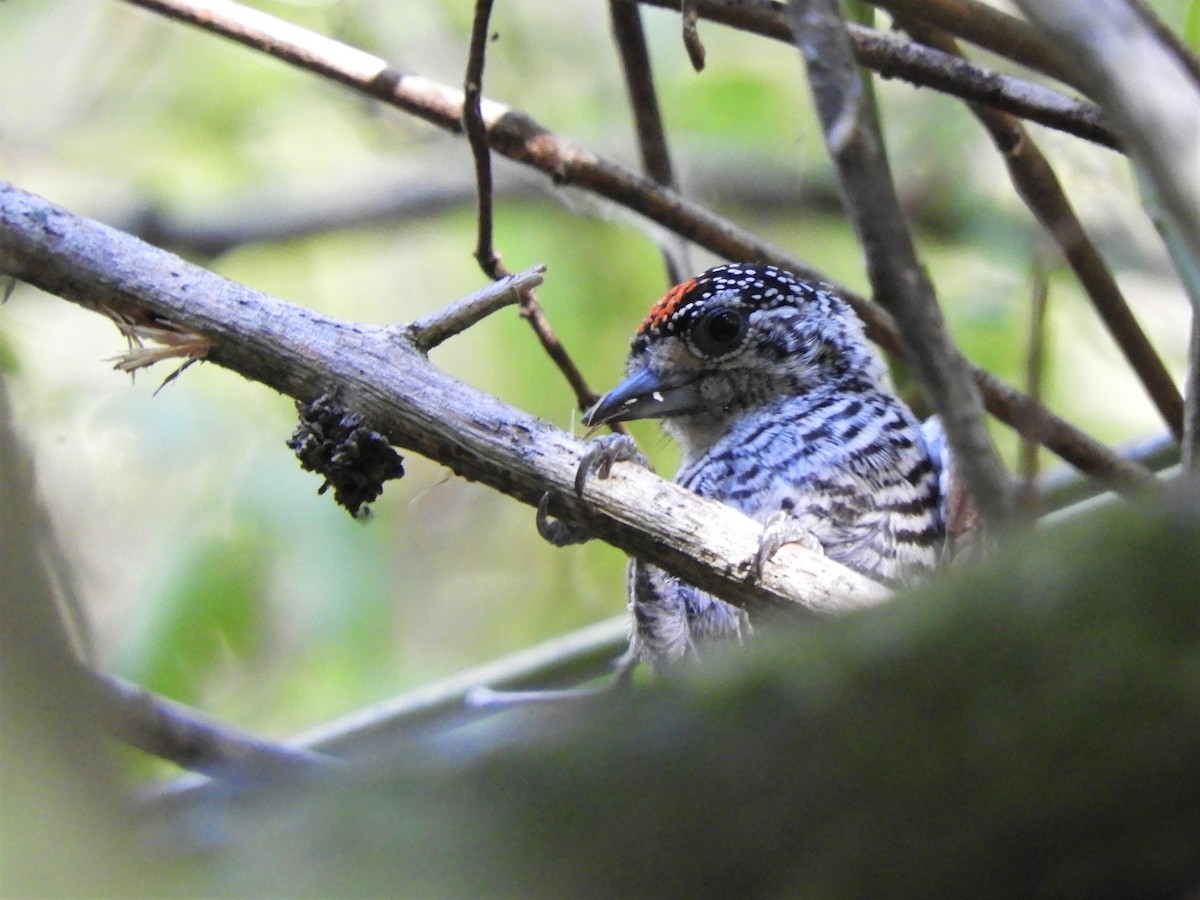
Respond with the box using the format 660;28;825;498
1019;263;1050;509
865;0;1077;89
0;181;890;621
88;670;338;778
610;0;679;186
789;0;1015;524
633;0;1119;150
898;19;1184;442
149;616;631;807
1012;1;1200;297
1038;432;1177;512
409;264;546;352
609;0;690;282
126;164;543;258
465;0;502;279
1013;1;1200;473
114;0;1156;493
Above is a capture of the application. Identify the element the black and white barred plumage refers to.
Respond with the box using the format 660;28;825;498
585;264;947;667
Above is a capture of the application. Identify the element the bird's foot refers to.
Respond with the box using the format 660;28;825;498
536;493;592;546
748;510;824;582
573;433;645;497
536;434;645;547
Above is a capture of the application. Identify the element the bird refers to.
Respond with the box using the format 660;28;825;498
582;263;948;669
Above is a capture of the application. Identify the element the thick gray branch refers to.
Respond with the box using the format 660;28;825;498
0;181;889;619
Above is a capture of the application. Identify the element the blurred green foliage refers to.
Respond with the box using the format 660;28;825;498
0;0;1192;766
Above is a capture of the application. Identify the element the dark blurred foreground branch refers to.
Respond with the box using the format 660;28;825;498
116;0;1155;492
0;380;153;896
13;343;1200;896
166;490;1200;896
0;180;890;619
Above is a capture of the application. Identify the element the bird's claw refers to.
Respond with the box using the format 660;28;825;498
748;510;824;582
574;433;645;497
537;435;646;548
536;492;592;546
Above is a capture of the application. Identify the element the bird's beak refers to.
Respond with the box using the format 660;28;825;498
584;366;702;427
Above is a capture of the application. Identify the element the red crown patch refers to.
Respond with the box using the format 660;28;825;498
637;277;697;336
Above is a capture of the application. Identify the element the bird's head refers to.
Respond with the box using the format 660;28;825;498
584;264;883;436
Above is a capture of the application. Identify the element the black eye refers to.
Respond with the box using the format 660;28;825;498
692;307;748;356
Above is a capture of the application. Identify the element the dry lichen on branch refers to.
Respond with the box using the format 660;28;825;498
288;394;406;520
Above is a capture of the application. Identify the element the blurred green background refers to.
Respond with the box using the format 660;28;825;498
0;0;1195;758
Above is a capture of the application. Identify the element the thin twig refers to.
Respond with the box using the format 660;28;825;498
788;0;1014;524
1019;262;1050;510
464;0;502;278
408;264;547;351
115;0;1152;490
298;618;629;754
633;0;1119;149
461;0;608;416
899;19;1184;441
1186;314;1200;474
608;0;690;283
523;301;624;424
